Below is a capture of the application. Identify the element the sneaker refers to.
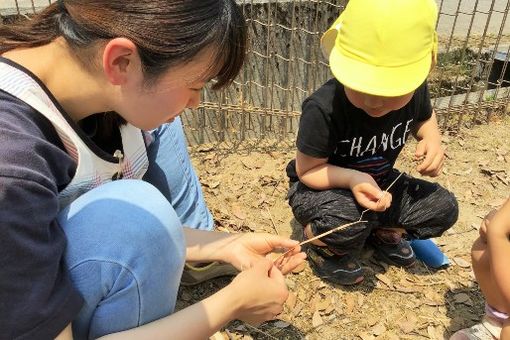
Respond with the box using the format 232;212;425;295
369;229;416;267
305;244;364;285
180;261;239;286
450;316;501;339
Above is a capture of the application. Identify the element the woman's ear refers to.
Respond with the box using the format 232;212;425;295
102;38;141;85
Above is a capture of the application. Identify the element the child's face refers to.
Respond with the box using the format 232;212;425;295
344;87;415;118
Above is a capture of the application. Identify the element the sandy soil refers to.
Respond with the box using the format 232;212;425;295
178;114;510;340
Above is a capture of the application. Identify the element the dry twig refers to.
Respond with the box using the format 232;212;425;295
273;172;405;265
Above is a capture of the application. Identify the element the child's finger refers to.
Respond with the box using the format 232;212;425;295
278;252;307;274
417;153;434;173
415;141;427;158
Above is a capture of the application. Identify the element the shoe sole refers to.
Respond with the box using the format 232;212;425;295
308;260;365;286
311;266;364;285
373;249;416;268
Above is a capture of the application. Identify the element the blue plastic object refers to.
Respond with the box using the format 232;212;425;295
410;239;449;269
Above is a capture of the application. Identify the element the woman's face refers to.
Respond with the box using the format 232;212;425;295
117;49;214;130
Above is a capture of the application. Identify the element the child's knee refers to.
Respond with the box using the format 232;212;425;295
439;190;459;227
471;237;487;268
501;319;510;340
428;188;459;234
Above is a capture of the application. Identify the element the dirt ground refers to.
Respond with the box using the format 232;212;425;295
177;114;510;340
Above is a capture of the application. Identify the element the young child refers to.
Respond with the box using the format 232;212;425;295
286;0;459;285
451;199;510;340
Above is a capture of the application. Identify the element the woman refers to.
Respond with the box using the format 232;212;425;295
0;1;305;339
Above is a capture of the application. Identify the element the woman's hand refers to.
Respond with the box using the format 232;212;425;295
222;233;306;274
227;258;289;325
349;172;391;211
415;138;444;177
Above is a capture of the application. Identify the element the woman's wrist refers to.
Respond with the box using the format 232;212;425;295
185;229;238;263
213;282;243;320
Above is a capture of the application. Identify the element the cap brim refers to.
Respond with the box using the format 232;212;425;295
329;45;432;97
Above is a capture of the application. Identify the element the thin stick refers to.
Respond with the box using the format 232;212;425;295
274;172;405;263
298;220;368;247
273;220;367;262
359;171;405;221
266;207;279;235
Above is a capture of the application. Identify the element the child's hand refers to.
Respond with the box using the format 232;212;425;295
227;259;288;325
415;139;444;177
349;172;392;211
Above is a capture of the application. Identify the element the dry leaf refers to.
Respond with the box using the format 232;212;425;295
231;204;246;220
310;295;321;311
375;273;393;289
454;293;471;304
424;292;444;306
334;304;344;316
324;304;336;315
297;289;307;302
286;292;297;310
209;331;227;340
427;325;440;339
345;295;356;314
398;316;417;334
202;180;220;189
490;198;507;208
357;294;365;307
366;316;379;327
358;332;375;340
453;257;471;268
316;298;331;311
371;323;386;336
312;310;324;328
292;301;304;317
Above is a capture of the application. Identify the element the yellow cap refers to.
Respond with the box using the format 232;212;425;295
321;0;438;97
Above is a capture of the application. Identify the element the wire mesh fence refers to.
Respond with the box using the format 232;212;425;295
2;0;510;151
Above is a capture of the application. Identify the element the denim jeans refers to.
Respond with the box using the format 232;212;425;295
58;117;213;339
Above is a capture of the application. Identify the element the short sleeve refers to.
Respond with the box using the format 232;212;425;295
415;82;433;122
296;99;336;159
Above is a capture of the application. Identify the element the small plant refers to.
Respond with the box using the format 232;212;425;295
485;93;497;101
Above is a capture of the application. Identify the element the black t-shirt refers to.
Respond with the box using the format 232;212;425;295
287;79;432;184
0;71;85;338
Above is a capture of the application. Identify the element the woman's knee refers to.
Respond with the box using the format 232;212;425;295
62;180;186;273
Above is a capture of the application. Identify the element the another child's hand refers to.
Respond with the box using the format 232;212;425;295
227;259;288;325
415;139;444;177
349;172;392;211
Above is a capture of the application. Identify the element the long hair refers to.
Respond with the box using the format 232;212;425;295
0;0;246;90
0;0;246;135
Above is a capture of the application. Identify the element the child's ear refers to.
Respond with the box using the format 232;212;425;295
101;38;141;86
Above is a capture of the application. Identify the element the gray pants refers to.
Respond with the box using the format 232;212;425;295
287;170;459;252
